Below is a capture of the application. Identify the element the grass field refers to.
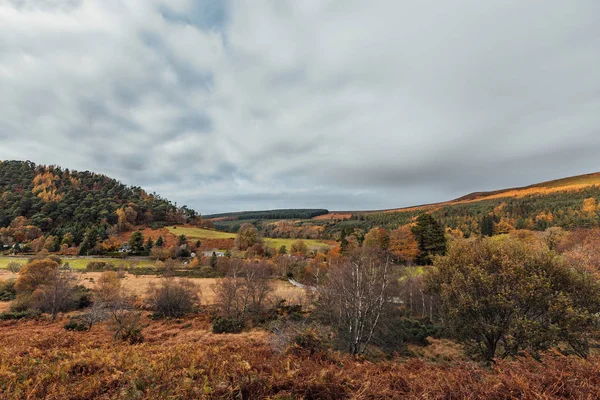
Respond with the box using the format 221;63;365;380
167;226;332;252
167;226;236;240
0;256;157;271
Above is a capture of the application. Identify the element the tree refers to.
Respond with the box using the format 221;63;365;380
290;240;308;256
214;260;273;321
210;252;218;269
15;259;59;293
389;225;419;264
155;236;164;247
278;245;287;255
144;237;154;255
411;214;447;265
146;277;200;318
316;248;395;355
363;228;390;251
128;231;145;255
425;236;600;362
32;267;78;320
235;223;261;251
480;215;494;237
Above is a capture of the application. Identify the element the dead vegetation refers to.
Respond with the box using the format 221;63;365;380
1;316;600;399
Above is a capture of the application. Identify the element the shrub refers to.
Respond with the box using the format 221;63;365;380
146;277;200;318
0;310;41;320
6;261;22;273
86;261;115;272
269;321;331;355
64;317;90;331
0;279;16;301
109;311;144;344
212;316;244;334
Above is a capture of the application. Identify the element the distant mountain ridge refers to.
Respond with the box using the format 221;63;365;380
208;171;600;238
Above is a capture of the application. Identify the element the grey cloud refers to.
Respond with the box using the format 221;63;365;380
0;0;599;214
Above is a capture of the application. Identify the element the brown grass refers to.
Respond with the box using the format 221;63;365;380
1;317;599;399
1;269;306;306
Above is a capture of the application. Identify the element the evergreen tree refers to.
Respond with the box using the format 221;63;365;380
144;237;154;255
411;213;447;265
155;236;164;247
210;252;218;269
129;231;145;255
480;215;494;237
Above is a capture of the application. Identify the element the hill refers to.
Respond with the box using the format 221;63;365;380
0;160;198;246
209;172;600;239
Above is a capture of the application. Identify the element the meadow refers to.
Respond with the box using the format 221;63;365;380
0;256;156;271
167;226;333;252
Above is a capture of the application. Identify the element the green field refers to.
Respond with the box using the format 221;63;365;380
167;226;332;252
0;256;157;271
167;226;236;239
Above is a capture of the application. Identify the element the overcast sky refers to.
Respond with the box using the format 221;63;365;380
1;1;599;214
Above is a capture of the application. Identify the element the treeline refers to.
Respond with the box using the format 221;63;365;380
277;187;600;240
206;209;329;221
0;160;198;247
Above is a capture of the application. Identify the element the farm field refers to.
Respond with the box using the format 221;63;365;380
167;226;333;252
0;256;156;271
0;269;307;309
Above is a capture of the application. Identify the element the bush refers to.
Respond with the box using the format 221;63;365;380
109;311;144;344
212;316;244;334
0;279;16;301
64;317;90;331
146;278;199;318
269;321;331;355
86;261;115;272
0;310;41;320
6;261;22;273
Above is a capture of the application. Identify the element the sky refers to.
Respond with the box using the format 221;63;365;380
1;1;599;214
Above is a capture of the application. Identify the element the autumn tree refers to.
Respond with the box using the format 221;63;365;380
388;225;420;264
32;267;78;320
426;236;600;361
363;227;390;251
15;258;78;319
15;259;59;293
235;223;261;251
411;214;447;265
290;240;308;256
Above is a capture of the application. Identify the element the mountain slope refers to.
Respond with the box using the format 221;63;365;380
0;160;197;243
208;171;600;238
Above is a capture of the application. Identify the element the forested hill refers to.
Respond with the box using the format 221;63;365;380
0;160;197;242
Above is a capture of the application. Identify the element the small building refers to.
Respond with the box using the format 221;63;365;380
202;250;226;257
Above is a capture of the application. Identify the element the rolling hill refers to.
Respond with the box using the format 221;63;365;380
208;172;600;239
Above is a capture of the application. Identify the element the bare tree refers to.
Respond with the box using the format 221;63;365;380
146;277;200;318
214;260;273;320
316;249;395;355
33;267;78;320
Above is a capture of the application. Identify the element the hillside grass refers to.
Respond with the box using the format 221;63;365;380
167;226;333;251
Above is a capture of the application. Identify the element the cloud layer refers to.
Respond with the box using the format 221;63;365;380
1;0;599;213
